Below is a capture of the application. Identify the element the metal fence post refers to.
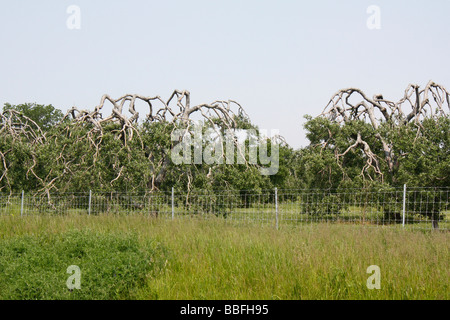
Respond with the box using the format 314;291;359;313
20;190;24;217
172;187;174;220
88;190;92;216
275;187;278;230
402;184;406;227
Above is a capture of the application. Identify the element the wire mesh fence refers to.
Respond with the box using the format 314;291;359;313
0;187;448;230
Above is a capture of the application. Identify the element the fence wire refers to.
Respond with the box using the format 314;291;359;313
0;187;448;230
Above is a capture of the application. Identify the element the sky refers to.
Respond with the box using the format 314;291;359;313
0;0;449;149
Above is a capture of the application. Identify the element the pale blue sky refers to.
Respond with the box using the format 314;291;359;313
1;0;449;148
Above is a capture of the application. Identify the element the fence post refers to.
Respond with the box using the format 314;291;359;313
275;187;278;230
20;190;24;217
402;184;406;227
88;190;92;216
172;187;174;220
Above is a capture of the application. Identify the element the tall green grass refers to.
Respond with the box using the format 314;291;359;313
0;226;167;299
0;215;448;300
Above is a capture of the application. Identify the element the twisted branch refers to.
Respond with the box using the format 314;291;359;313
319;81;449;180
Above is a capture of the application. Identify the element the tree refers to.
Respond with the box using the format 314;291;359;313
302;81;449;223
318;80;449;182
0;91;278;202
3;103;64;131
62;91;251;192
386;116;450;188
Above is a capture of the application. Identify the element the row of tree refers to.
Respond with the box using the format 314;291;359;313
1;82;448;220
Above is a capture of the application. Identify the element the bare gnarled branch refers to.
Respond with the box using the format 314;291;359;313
319;81;449;180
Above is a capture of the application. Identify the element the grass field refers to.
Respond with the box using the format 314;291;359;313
0;215;448;300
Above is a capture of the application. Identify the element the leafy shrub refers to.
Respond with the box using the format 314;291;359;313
0;230;167;299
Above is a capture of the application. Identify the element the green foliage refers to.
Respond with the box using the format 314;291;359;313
0;99;447;222
268;144;304;189
0;230;167;299
3;103;64;131
385;116;450;187
301;114;449;220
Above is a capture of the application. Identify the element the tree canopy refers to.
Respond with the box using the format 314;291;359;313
3;103;64;131
0;82;448;220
